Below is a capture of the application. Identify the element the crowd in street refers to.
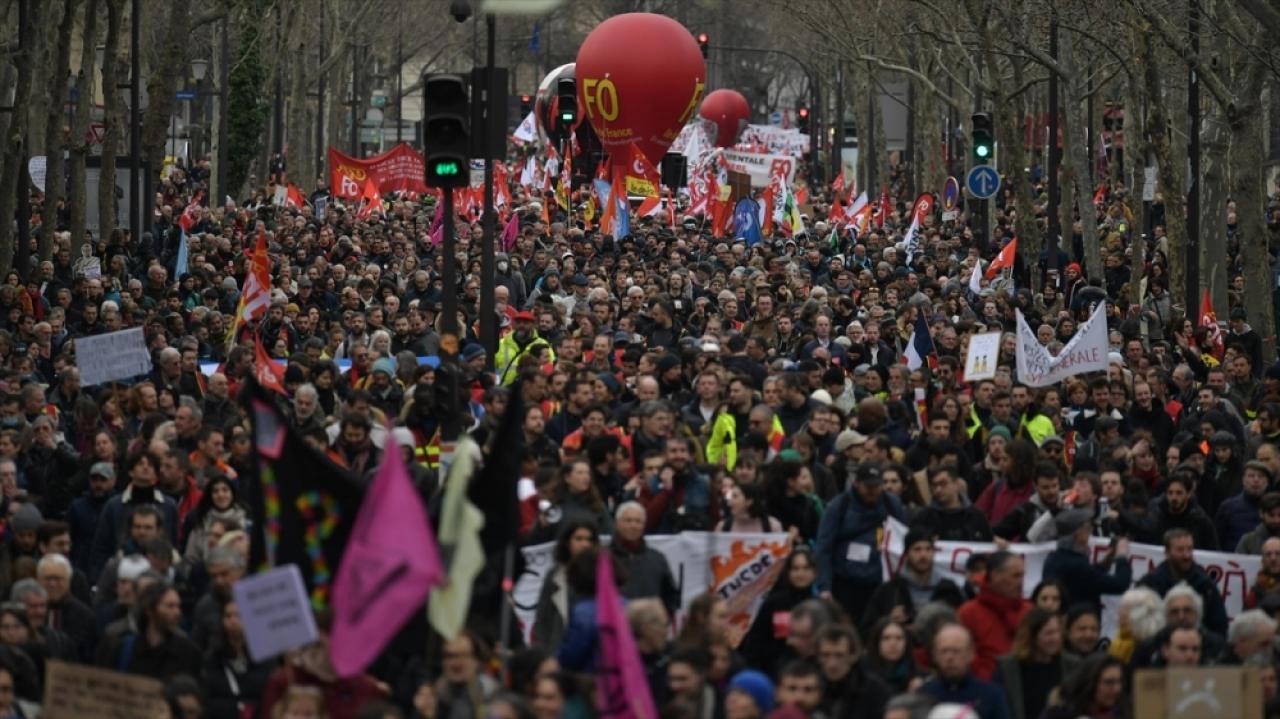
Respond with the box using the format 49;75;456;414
2;142;1280;719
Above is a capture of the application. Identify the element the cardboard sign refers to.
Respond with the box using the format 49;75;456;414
74;327;154;386
964;331;1001;381
1134;667;1261;719
232;564;319;662
42;660;168;718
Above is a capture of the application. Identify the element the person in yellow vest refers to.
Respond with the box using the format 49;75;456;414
1012;384;1055;447
495;311;555;385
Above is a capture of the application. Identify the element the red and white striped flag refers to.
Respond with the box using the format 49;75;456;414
227;228;271;349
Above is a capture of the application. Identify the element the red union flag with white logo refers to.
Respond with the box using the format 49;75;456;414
903;193;933;264
624;143;661;198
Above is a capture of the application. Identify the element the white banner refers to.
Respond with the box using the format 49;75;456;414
1015;302;1109;387
722;150;798;189
739;124;811;155
882;517;1259;633
512;112;538;144
74;327;154;386
514;532;791;645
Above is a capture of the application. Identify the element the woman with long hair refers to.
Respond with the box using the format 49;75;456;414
995;607;1075;719
204;600;275;719
738;546;818;669
763;460;822;542
717;480;783;533
676;592;731;649
975;437;1040;525
531;519;599;650
1041;654;1131;719
863;617;921;694
183;475;250;565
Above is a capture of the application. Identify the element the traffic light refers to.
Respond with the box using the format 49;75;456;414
797;105;810;130
556;77;577;135
520;94;533;117
971;112;994;165
697;32;710;58
423;74;470;188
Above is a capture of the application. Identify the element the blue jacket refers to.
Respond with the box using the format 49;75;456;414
1215;492;1263;556
920;674;1011;719
1041;542;1132;610
815;488;904;591
67;492;113;575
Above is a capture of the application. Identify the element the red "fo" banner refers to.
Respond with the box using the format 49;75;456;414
328;144;428;199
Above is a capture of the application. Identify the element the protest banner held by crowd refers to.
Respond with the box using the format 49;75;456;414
5;4;1280;719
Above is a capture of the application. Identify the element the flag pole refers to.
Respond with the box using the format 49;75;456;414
496;542;516;674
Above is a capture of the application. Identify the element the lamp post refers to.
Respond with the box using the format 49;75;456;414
130;0;140;236
191;58;210;179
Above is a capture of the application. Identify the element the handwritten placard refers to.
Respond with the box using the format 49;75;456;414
232;563;319;662
42;660;168;718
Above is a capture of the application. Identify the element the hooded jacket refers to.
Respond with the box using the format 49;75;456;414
956;586;1031;680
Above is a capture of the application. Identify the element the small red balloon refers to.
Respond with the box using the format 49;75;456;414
699;89;750;147
576;13;707;168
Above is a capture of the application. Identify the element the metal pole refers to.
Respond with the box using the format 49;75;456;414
15;0;30;278
129;0;140;235
441;188;458;340
218;14;228;202
810;76;821;185
830;65;843;185
350;43;360;156
1047;15;1061;283
480;14;497;365
273;1;283;157
1186;0;1201;314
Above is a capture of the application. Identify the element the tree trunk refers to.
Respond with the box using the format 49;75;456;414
69;0;101;258
1003;59;1038;283
141;2;190;191
285;0;314;191
39;0;78;265
1199;97;1229;312
919;79;946;197
0;0;48;276
1143;29;1188;313
98;0;124;239
1230;56;1274;359
1060;39;1102;281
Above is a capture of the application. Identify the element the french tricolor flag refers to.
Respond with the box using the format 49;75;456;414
903;312;937;371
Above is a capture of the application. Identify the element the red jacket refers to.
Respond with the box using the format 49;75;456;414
956;587;1030;680
975;479;1034;526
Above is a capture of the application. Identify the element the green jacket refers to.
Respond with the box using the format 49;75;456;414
495;331;555;384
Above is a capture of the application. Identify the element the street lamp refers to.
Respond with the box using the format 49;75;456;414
191;58;208;83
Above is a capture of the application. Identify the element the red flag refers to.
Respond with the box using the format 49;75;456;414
254;339;287;396
357;177;382;220
876;186;892;228
1199;288;1224;360
285;184;305;210
831;169;845;196
827;192;846;226
985;237;1019;279
1092;184;1107;207
624;144;661;198
178;191;203;232
794;185;809;206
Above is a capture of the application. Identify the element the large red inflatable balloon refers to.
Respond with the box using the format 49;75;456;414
576;13;706;168
699;89;750;147
534;63;576;144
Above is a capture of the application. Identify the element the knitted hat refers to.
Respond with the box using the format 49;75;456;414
461;344;487;362
596;373;621;396
11;504;42;534
728;671;774;714
987;426;1013;442
371;358;396;377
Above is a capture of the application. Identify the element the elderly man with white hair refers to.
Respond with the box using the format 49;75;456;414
1221;609;1278;665
612;501;679;617
37;553;97;662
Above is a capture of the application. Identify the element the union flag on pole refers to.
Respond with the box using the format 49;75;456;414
624;144;661;198
876;186;892;227
254;338;287;396
178;191;203;232
985;237;1019;280
227;228;271;348
1199;288;1224;360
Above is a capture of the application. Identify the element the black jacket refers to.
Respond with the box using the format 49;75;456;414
822;661;892;719
1138;560;1229;636
911;504;994;542
861;572;966;637
1041;542;1132;610
612;539;680;618
1148;496;1220;550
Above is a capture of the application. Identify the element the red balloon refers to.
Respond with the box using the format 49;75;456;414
699;89;750;147
576;13;707;168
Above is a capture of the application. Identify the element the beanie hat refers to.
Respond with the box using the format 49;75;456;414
987;426;1012;442
371;357;396;378
461;344;487;362
656;353;682;374
596;372;621;396
728;670;774;714
11;504;42;534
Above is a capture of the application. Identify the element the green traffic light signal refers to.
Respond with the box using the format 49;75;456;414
975;144;990;158
435;161;460;176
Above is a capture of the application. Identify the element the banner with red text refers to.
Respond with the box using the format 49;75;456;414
328;144;428;199
722;150;798;189
1015;302;1109;387
514;532;790;646
881;517;1259;628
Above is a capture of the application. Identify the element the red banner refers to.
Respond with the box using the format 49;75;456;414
328;144;428;199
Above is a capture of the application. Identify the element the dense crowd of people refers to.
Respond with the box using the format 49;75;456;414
3;139;1280;719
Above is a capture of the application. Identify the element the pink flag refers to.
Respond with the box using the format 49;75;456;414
596;550;658;719
429;222;444;247
329;428;443;677
500;213;520;253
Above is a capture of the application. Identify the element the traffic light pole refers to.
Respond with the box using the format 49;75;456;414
479;13;497;367
441;188;459;344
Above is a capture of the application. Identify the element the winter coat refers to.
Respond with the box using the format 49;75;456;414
613;539;680;618
1237;522;1280;555
956;588;1032;680
919;673;1012;719
861;572;966;637
1041;541;1132;610
532;565;572;650
910;503;994;542
1138;560;1228;636
815;489;905;592
88;486;180;583
1215;492;1264;556
739;583;815;671
994;653;1079;719
183;505;250;565
975;479;1034;527
1148;496;1220;550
